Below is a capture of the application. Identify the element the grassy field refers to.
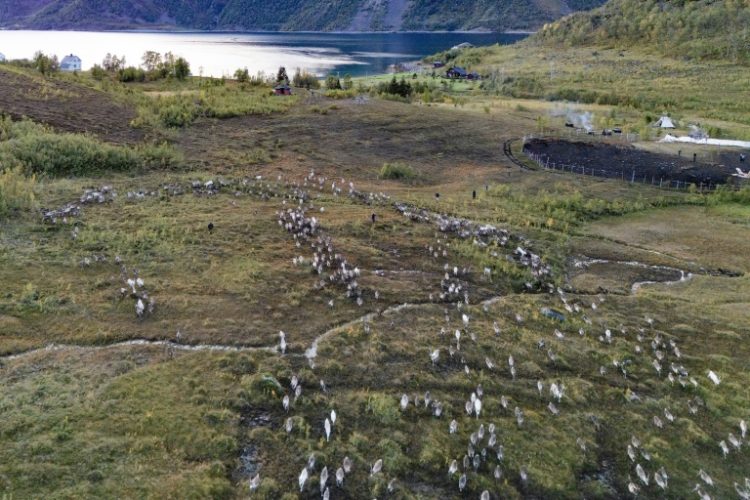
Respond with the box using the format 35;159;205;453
0;62;748;500
426;43;750;140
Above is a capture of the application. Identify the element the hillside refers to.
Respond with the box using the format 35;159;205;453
1;62;749;499
425;0;750;140
534;0;750;62
0;0;606;32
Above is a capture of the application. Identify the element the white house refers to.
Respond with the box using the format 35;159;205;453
60;54;82;72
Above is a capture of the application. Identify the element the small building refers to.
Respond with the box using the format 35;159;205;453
0;53;5;63
654;115;675;129
432;61;445;69
273;83;292;96
446;66;468;79
60;54;82;72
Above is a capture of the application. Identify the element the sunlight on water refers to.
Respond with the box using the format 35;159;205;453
0;30;525;77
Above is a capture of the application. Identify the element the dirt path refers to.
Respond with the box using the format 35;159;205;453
0;298;483;364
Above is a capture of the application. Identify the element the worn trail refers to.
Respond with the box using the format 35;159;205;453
0;296;507;364
2;255;702;364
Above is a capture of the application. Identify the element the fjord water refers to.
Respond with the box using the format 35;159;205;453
0;30;525;77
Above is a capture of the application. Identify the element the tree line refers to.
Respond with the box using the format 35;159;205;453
91;51;191;82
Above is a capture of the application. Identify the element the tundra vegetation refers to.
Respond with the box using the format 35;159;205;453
0;11;749;497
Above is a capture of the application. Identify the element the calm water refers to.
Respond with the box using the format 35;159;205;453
0;30;526;77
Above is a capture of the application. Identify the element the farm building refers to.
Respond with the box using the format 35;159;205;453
433;61;445;68
60;54;82;72
655;116;676;129
446;66;480;80
274;83;292;96
446;66;468;79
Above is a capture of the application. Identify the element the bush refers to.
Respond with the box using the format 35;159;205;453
377;77;413;98
173;57;190;80
0;133;138;175
292;68;321;89
158;100;200;128
234;67;250;83
118;66;146;83
366;394;400;425
33;51;59;75
90;64;107;81
324;89;358;99
326;75;342;90
0;166;36;216
135;87;297;128
0;117;179;176
342;74;353;90
379;162;416;180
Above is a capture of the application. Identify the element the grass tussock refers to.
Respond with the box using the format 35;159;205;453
379;162;418;181
0;166;36;216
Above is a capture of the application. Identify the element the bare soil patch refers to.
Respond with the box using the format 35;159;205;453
0;68;143;144
178;99;510;182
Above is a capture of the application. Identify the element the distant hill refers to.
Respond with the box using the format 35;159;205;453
0;0;607;32
533;0;750;63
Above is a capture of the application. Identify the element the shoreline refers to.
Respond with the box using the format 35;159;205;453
0;27;536;35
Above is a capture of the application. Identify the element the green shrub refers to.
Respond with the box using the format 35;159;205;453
325;74;342;90
135;87;297;128
0;166;36;216
33;51;59;75
118;66;146;83
366;394;400;426
90;64;107;81
379;162;417;181
234;67;250;82
292;68;321;89
324;89;358;99
158;100;200;128
377;76;413;98
0;133;137;176
0;117;180;176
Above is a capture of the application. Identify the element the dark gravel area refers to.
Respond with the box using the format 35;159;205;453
524;138;743;186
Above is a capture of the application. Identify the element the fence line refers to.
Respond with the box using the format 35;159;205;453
523;150;729;192
519;134;747;193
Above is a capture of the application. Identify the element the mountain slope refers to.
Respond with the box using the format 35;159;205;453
426;0;750;137
533;0;750;62
0;0;607;31
400;0;606;31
